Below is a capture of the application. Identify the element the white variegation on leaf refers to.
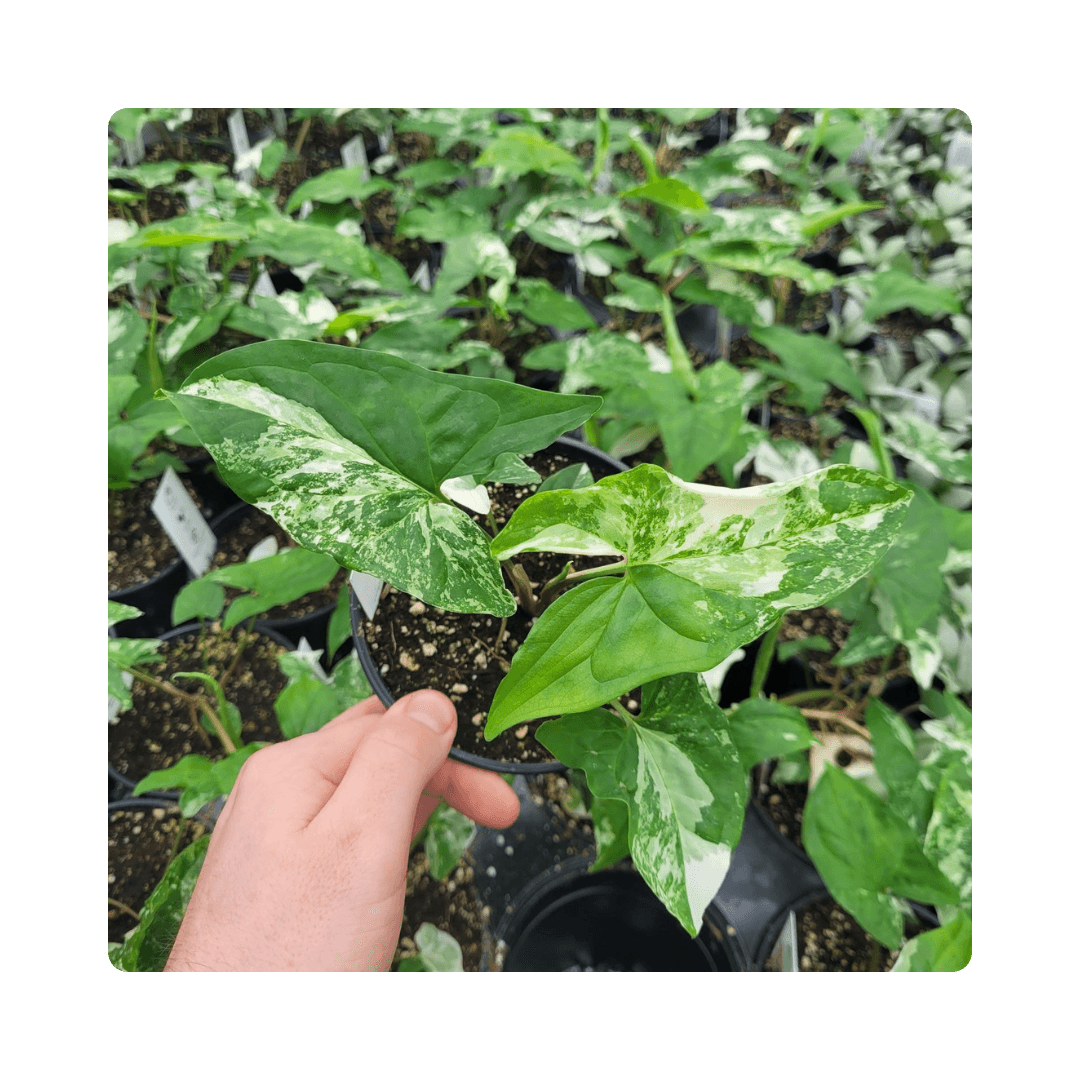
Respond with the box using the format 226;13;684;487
487;463;911;732
439;476;491;515
538;673;745;936
167;341;600;616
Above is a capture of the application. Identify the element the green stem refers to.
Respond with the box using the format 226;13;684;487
777;688;843;707
108;897;141;922
802;108;832;172
610;700;635;726
750;619;782;699
537;558;627;610
121;666;236;754
145;297;164;394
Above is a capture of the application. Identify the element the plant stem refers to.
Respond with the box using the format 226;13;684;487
750;619;781;699
502;559;536;616
220;622;253;687
610;700;635;726
145;298;164;394
778;688;844;707
538;558;627;610
108;897;141;922
292;116;311;158
122;666;237;754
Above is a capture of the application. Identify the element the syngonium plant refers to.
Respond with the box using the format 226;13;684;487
164;338;912;934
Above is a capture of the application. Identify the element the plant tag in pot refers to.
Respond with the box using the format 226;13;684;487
227;109;254;183
253;270;277;298
340;135;370;181
151;467;217;577
350;571;384;620
410;260;432;292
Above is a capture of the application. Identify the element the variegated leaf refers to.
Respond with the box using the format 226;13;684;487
166;340;600;615
538;673;745;935
487;463;911;732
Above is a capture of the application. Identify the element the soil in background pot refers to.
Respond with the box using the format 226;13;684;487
359;443;628;767
108;802;206;943
393;849;486;972
108;471;211;593
108;622;289;784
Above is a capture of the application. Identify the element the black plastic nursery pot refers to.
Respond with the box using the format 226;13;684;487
491;858;735;972
108;619;295;796
351;436;628;775
109;457;240;640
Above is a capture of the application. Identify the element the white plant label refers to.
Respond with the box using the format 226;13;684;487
294;636;330;682
350;571;384;620
410;260;432;292
151;467;216;577
227;109;255;183
340;135;370;181
270;108;287;137
253;269;277;298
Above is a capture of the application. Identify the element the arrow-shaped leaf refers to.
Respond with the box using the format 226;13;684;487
538;673;744;935
166;340;600;615
487;463;911;732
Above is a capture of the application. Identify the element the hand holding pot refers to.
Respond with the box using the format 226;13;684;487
164;690;520;971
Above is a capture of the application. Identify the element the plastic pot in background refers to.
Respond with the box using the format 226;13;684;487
350;436;628;775
109;456;238;640
493;858;734;972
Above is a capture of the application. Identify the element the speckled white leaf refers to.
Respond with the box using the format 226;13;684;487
487;463;910;732
538;673;744;935
169;340;600;615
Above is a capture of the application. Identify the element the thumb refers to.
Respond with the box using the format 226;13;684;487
318;689;457;839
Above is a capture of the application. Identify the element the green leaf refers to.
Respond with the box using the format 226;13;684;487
397;204;490;242
397;159;468;189
134;217;253;247
133;746;261;817
423;802;476;880
892;910;971;971
727;698;820;769
777;635;833;660
884;415;971;485
671;276;760;326
590;797;631;872
284;169;392;213
922;758;972;920
397;923;463;971
606;272;665;313
172;576;226;625
536;463;594;493
507;278;596;331
111;835;210;971
538;673;745;935
108;635;163;711
109;601;143;627
861;269;962;323
158;301;236;364
802;764;960;949
362;318;469;370
257;139;288;181
196;547;340;629
474;129;586;185
109;304;148;374
487;463;911;732
326;583;352;659
749;325;865;408
274;653;372;738
168;341;601;615
864;698;935;837
246;216;380;283
799;201;882;239
620;177;708;213
656;107;717;126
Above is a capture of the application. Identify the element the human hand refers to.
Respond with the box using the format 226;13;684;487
164;690;520;971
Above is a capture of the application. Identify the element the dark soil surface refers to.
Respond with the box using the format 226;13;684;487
108;623;288;784
108;805;206;943
394;849;486;972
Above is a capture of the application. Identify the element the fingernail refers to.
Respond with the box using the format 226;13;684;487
408;694;455;733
